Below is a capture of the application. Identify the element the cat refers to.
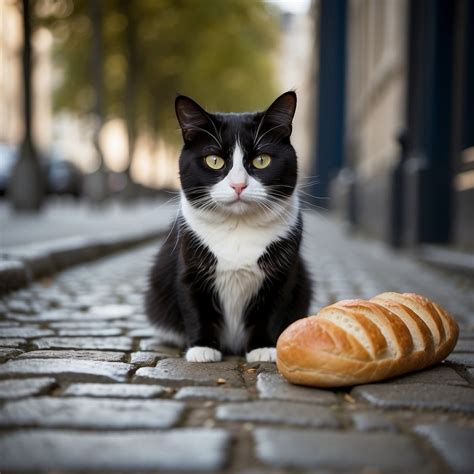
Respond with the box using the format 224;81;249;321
145;91;312;363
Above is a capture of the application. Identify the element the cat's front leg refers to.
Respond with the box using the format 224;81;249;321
182;311;223;362
178;269;223;363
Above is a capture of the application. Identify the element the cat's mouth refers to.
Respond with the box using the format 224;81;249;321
218;196;254;214
225;198;247;207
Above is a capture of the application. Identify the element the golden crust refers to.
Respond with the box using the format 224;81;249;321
276;293;459;388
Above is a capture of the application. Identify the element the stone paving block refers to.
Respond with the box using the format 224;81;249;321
0;327;54;338
116;320;150;329
56;328;123;337
10;310;78;322
17;349;127;362
63;383;166;398
128;327;156;337
447;352;474;367
389;364;468;385
253;361;279;374
11;309;130;323
49;320;119;329
352;411;397;432
32;336;133;351
352;383;474;413
0;348;23;362
128;312;148;321
415;423;474;472
0;358;132;382
130;351;168;365
135;359;242;387
216;400;340;428
0;397;184;429
139;339;182;355
6;299;32;313
454;339;474;352
257;373;339;404
0;428;232;471
254;428;425;470
467;368;474;381
0;378;56;399
88;304;136;319
0;338;26;347
124;293;144;305
175;386;250;402
0;321;20;327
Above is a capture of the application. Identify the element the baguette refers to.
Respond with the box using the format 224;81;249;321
276;292;459;387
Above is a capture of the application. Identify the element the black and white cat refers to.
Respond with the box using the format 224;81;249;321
145;91;312;363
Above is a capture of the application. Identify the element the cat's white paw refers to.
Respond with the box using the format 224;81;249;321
246;347;276;363
186;346;222;362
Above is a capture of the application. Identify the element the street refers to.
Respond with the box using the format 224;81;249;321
0;212;473;472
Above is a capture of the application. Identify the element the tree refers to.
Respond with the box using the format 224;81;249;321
8;0;45;211
121;0;137;182
37;0;280;182
85;0;108;202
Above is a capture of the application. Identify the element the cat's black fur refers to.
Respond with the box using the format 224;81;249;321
145;92;312;356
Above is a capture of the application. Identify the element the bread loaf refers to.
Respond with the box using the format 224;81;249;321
276;292;459;387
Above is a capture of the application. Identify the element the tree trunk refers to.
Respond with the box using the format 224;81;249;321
122;0;138;185
85;0;108;203
8;0;45;212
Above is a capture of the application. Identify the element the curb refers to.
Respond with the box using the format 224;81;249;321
418;245;474;277
0;229;166;296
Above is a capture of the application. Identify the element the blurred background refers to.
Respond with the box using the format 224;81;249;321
0;0;473;257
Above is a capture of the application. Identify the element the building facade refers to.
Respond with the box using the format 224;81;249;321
313;0;474;250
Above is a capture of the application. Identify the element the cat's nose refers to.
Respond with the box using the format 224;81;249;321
230;182;247;196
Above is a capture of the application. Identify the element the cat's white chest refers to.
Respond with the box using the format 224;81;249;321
209;226;267;352
181;195;297;352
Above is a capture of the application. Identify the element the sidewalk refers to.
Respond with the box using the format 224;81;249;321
0;198;177;294
0;212;473;472
0;197;176;248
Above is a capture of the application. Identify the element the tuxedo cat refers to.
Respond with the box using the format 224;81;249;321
145;91;312;363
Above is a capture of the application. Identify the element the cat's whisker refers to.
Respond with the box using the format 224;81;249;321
253;114;266;147
267;189;328;212
254;124;287;148
163;206;182;252
255;134;285;151
185;126;222;147
207;116;223;147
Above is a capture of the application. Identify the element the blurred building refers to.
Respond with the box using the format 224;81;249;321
275;8;314;176
312;0;474;251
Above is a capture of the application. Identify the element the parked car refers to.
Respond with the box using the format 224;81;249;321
0;144;18;196
46;158;83;198
1;145;83;199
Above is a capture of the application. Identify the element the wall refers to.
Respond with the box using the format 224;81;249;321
334;0;407;241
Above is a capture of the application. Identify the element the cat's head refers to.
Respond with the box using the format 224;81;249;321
176;91;298;217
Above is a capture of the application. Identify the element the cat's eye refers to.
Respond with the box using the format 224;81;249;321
204;155;225;170
252;154;272;169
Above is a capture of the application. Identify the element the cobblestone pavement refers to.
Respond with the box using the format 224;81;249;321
0;212;473;473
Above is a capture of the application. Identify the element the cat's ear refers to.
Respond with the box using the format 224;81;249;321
262;91;297;137
175;95;211;142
